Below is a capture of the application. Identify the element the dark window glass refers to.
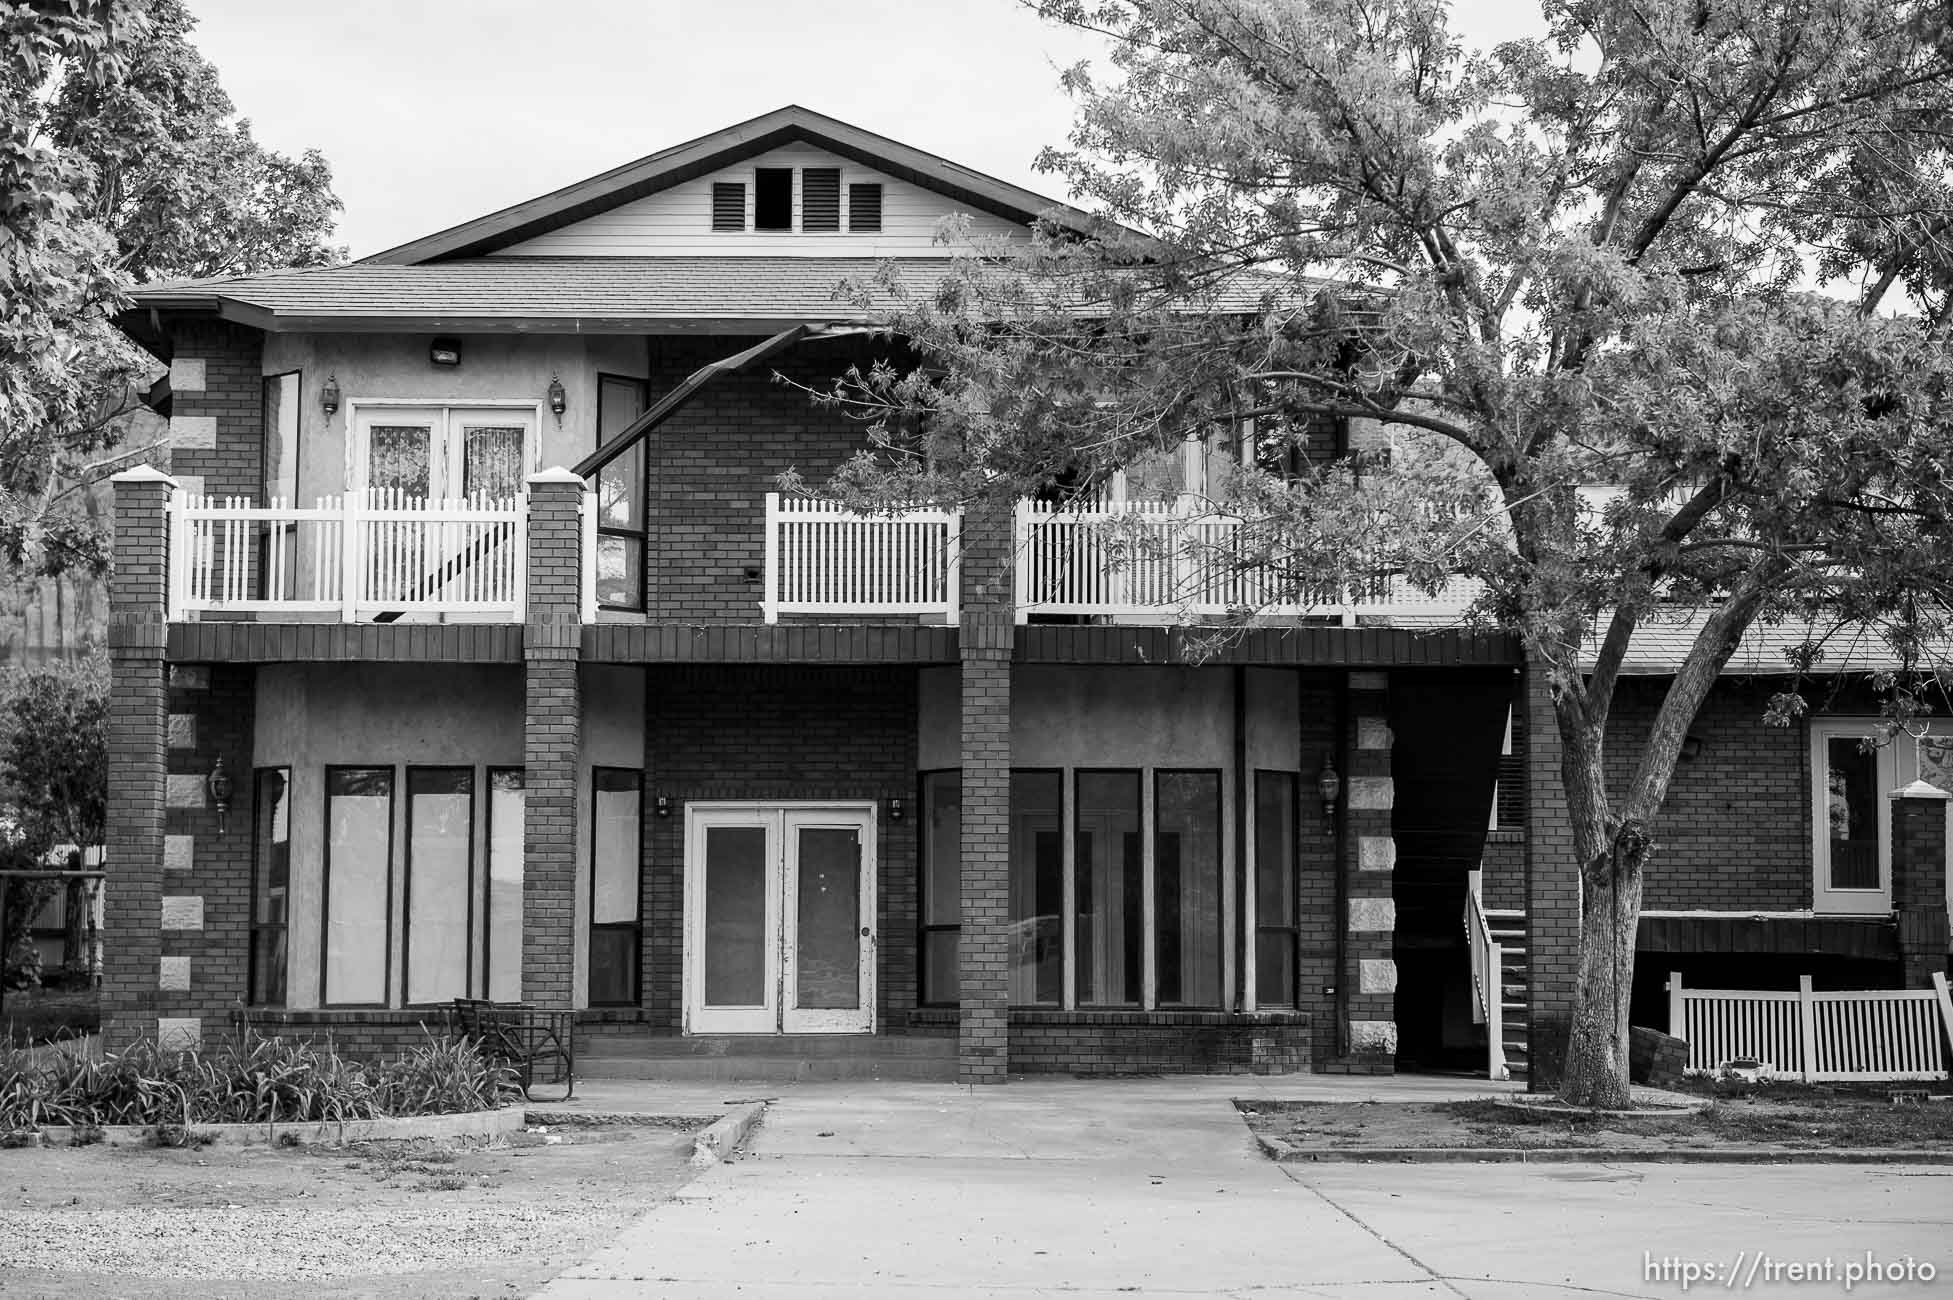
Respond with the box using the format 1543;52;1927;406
711;182;745;231
595;375;647;610
1254;772;1298;1007
801;167;840;231
755;168;793;231
1825;739;1881;889
590;768;642;1005
848;182;883;232
249;768;292;1006
1075;770;1141;1007
920;771;960;1005
1155;771;1222;1007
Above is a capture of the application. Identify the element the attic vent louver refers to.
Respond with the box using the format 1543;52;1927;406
802;168;840;232
711;182;745;231
848;182;883;233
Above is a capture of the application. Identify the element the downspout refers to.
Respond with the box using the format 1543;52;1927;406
1233;666;1249;1012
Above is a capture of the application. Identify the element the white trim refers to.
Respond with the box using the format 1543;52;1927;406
1808;719;1896;915
1639;909;1821;920
681;801;876;1036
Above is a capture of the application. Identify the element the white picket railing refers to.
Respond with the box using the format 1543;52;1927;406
763;493;961;623
1668;971;1953;1082
1464;872;1508;1081
1013;497;1481;625
169;490;527;621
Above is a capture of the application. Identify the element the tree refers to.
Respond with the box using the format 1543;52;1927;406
1;0;342;577
0;654;107;980
814;0;1953;1105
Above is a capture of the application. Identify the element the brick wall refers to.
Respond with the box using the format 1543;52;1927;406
167;319;265;501
1892;794;1951;987
644;335;901;622
1008;1010;1312;1076
523;475;585;1008
641;665;920;1031
1523;653;1579;1089
1604;680;1808;911
154;664;257;1046
1293;674;1342;1063
233;1008;456;1062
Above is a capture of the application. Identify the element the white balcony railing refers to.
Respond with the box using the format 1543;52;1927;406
168;490;527;622
763;493;961;623
760;492;1481;626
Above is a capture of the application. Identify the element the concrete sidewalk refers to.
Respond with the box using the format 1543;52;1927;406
533;1075;1953;1298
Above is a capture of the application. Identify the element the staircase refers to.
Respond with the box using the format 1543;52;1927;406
576;1030;958;1083
1484;909;1531;1080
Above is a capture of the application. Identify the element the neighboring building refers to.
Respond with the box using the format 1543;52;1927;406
100;107;1946;1084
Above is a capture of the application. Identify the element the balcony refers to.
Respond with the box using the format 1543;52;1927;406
166;489;570;623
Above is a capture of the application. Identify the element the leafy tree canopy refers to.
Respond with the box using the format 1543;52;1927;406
814;0;1953;1104
1;0;342;576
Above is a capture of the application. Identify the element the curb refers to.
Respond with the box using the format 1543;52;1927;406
691;1101;766;1165
1256;1134;1953;1165
23;1106;526;1149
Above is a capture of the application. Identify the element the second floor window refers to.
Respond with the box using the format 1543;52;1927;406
596;375;649;611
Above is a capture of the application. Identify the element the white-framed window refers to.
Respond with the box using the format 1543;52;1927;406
1809;719;1895;916
346;401;540;501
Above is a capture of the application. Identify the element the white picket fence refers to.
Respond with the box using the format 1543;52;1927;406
763;493;961;623
169;490;528;621
1668;971;1953;1081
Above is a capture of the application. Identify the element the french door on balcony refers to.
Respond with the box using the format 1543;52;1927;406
353;406;533;502
683;804;876;1035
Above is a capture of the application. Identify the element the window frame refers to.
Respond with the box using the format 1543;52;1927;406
753;166;794;231
1808;718;1897;915
483;766;525;1002
588;766;645;1006
1249;769;1299;1010
1072;767;1146;1010
594;373;649;612
847;181;883;232
401;766;477;1007
916;768;962;1007
1152;768;1224;1010
320;764;397;1009
248;766;293;1007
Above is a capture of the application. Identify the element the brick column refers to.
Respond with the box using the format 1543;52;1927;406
1340;671;1397;1070
522;469;586;1008
1522;650;1580;1089
958;499;1015;1084
104;467;176;1050
1890;782;1951;988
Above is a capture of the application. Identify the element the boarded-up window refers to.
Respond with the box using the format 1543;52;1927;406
848;182;883;232
755;168;793;231
801;168;840;231
711;182;745;231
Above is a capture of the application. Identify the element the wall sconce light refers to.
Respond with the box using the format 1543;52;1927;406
889;797;904;822
1317;755;1342;823
429;337;461;367
206;756;236;835
654;793;671;819
319;373;340;417
547;374;567;426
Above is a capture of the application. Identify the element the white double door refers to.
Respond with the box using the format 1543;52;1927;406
683;804;876;1034
352;405;533;501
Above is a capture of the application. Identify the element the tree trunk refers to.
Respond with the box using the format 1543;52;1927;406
1559;835;1648;1108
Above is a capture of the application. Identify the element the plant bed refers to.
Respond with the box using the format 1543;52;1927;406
0;984;100;1047
1237;1088;1953;1162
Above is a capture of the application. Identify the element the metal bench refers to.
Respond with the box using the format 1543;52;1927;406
451;998;575;1102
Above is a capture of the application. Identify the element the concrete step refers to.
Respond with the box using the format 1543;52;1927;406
578;1052;958;1083
578;1032;955;1060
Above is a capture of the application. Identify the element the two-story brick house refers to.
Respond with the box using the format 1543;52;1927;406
101;106;1946;1086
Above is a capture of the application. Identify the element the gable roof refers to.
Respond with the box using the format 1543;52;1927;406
362;105;1106;266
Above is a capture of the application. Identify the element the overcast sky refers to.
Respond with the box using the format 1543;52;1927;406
185;1;1547;260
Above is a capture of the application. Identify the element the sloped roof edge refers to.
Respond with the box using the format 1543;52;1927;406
361;105;1112;266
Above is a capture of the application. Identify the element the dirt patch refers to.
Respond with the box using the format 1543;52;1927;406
1238;1086;1953;1155
0;1118;712;1298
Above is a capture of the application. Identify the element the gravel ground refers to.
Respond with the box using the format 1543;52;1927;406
0;1122;707;1298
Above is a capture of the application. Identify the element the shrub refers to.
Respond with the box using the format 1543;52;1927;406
0;1031;512;1131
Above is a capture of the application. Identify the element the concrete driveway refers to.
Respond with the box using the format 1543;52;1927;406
535;1076;1952;1298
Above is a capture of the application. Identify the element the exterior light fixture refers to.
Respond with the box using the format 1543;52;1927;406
430;337;461;367
1317;755;1342;823
547;375;567;425
320;373;340;417
655;793;671;819
206;757;236;835
889;797;904;822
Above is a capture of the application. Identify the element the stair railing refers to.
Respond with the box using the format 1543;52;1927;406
1464;870;1509;1081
